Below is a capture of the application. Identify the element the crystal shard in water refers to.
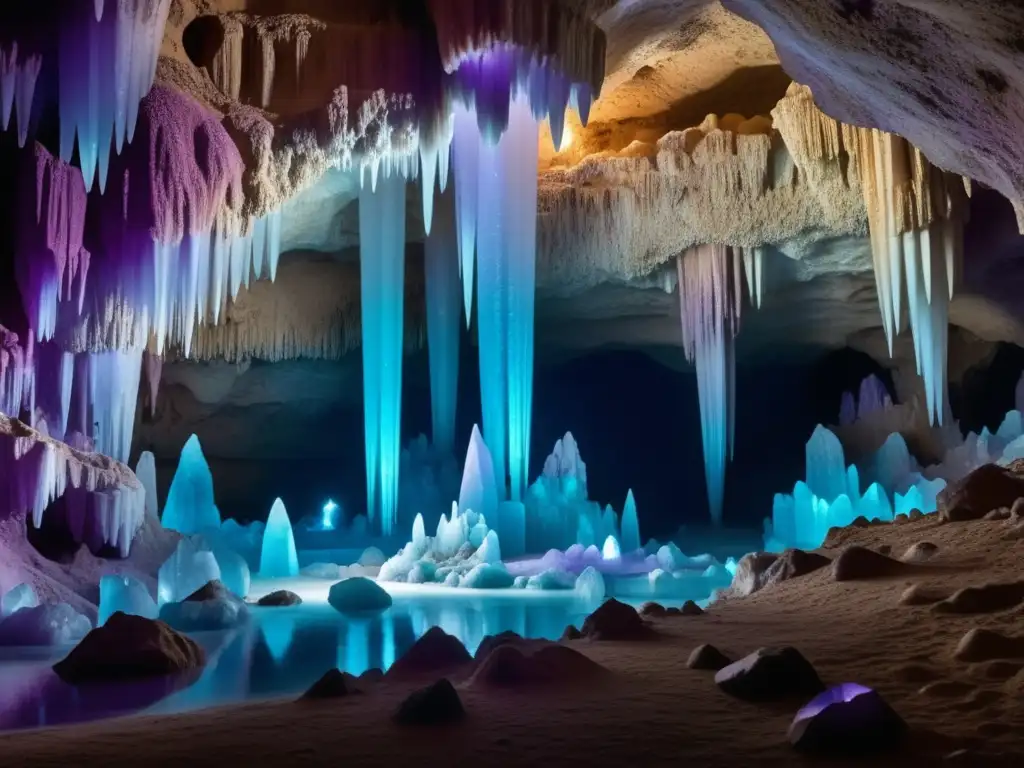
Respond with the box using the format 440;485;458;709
260;498;299;578
162;434;221;535
158;537;221;606
97;574;158;626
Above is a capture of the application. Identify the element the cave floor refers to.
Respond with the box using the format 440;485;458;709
0;515;1021;766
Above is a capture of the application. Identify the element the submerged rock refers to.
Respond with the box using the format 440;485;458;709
715;647;824;701
53;612;204;683
159;580;249;631
394;678;465;726
257;590;303;607
327;577;392;616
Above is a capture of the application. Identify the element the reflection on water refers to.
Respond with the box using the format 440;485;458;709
0;593;596;731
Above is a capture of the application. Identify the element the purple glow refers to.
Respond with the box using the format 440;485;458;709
795;682;874;720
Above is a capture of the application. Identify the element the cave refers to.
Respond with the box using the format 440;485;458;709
1;0;1024;763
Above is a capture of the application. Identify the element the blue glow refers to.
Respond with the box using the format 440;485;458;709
260;498;299;578
358;171;407;535
320;500;339;531
424;187;461;454
456;94;539;501
601;535;622;560
162;434;221;535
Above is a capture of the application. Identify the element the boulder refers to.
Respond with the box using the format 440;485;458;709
938;462;1024;522
638;602;668;617
468;642;609;688
789;683;907;755
832;546;909;581
394;678;465;726
387;626;471;680
715;647;824;701
931;580;1024;614
53;612;205;683
680;600;704;616
579;598;654;641
728;549;830;597
687;644;731;671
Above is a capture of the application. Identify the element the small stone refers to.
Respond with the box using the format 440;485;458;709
714;647;824;701
901;541;939;563
299;669;356;700
984;507;1010;521
687;643;731;671
898;584;948;606
680;600;704;616
257;590;302;607
638;602;668;617
394;678;465;726
932;580;1024;614
560;625;581;641
953;628;1024;662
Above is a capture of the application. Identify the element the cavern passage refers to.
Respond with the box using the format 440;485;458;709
2;0;1024;764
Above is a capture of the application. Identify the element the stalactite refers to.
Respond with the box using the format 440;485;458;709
452;103;479;325
676;244;760;526
0;43;42;148
773;83;968;426
0;327;35;423
424;187;461;455
16;144;91;342
58;0;172;191
144;351;162;418
359;171;407;535
0;412;145;557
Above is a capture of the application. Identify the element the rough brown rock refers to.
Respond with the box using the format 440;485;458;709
714;646;824;701
937;463;1024;522
386;627;472;680
832;545;910;581
687;644;731;671
953;628;1024;663
257;590;303;606
932;581;1024;615
901;541;939;563
468;642;610;688
53;613;205;684
579;599;655;641
727;549;830;597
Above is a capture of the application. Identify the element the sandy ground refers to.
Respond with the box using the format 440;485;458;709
0;514;1022;767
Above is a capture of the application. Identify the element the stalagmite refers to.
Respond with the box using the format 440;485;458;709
424;187;461;454
676;244;757;525
772;84;968;425
16;145;91;343
359;170;408;535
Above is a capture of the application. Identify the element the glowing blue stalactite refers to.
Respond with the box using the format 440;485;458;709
424;187;461;454
502;97;539;500
475;138;509;498
358;172;407;535
452;104;479;326
451;95;540;502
